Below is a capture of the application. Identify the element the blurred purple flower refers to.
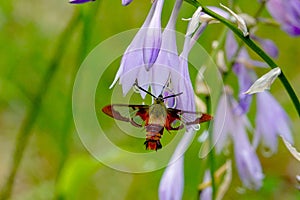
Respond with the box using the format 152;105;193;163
110;0;164;95
199;170;212;200
159;157;184;200
69;0;95;4
122;0;133;6
225;32;267;68
232;61;255;114
225;31;273;114
253;91;293;155
233;127;264;190
213;89;264;189
265;0;300;36
159;128;196;200
226;33;254;113
252;35;279;58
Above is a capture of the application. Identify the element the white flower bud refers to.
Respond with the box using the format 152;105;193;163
220;3;249;37
244;67;281;94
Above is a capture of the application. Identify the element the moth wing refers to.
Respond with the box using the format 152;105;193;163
165;108;212;131
102;104;149;127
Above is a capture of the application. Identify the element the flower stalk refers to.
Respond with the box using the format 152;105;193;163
206;95;216;199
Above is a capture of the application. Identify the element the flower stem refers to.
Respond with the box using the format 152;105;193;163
184;0;300;117
205;95;216;200
0;10;81;200
55;1;101;182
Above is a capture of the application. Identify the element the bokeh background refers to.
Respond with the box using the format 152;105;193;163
0;0;300;199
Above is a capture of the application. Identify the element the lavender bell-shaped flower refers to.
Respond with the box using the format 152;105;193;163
265;0;300;36
225;32;267;114
176;20;209;112
110;0;164;95
253;91;293;155
140;0;183;97
233;125;264;190
159;156;184;200
159;127;196;200
213;88;264;189
159;5;210;200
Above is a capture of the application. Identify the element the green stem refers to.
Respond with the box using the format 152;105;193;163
184;0;300;116
205;95;216;199
0;10;81;200
52;4;102;200
55;0;101;182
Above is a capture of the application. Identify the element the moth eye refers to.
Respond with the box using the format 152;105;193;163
171;119;183;128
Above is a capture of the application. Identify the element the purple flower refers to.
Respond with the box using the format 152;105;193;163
110;0;164;95
140;0;182;97
143;0;164;69
176;21;209;112
69;0;95;4
225;32;267;68
177;49;196;111
159;128;195;200
213;89;264;189
252;35;279;58
265;0;300;36
233;128;264;190
159;156;184;200
199;170;212;200
225;32;266;114
232;61;255;114
253;91;293;155
122;0;133;6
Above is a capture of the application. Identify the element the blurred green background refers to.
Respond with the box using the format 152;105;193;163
0;0;300;199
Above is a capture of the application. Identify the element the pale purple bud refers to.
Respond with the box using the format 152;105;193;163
122;0;133;6
69;0;95;4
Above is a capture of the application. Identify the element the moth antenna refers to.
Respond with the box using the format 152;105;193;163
133;83;157;99
163;92;183;99
159;74;171;96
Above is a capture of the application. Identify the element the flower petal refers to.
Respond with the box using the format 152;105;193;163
281;135;300;162
244;67;281;94
220;4;249;36
253;92;293;155
185;6;203;36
